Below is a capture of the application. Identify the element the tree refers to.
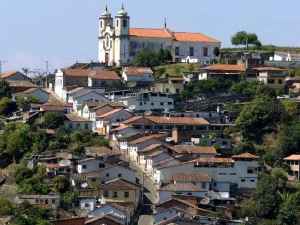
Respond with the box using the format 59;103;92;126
0;79;11;98
16;96;39;112
236;96;283;143
230;81;260;97
0;196;14;216
53;176;70;193
133;49;160;67
213;47;220;57
42;112;65;129
231;31;261;49
277;193;300;225
255;173;281;218
0;97;16;116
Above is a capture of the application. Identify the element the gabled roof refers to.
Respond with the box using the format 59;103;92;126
97;108;125;118
101;178;140;190
284;154;300;161
129;134;166;145
62;69;120;80
129;28;220;43
160;183;205;192
129;28;173;39
0;71;18;79
174;32;220;43
167;145;217;155
232;152;258;160
202;64;246;72
252;66;288;72
123;67;153;76
65;114;91;122
54;217;86;225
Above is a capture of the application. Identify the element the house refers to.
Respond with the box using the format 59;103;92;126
251;66;289;86
18;194;60;209
152;77;185;94
40;103;68;114
198;64;246;81
99;178;141;208
166;145;217;160
64;114;93;130
111;92;174;113
122;116;210;140
85;214;125;225
98;6;221;66
156;152;259;190
54;217;86;225
88;204;131;225
13;87;49;103
6;80;37;93
0;71;31;81
270;51;300;62
284;154;300;180
67;87;108;112
95;107;134;135
54;68;121;100
122;67;154;86
77;158;107;174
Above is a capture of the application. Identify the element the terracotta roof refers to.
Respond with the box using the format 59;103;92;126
129;28;173;39
129;134;165;145
65;114;90;122
169;145;217;155
160;183;205;192
252;67;288;72
85;214;122;225
171;173;211;183
101;178;140;190
202;64;246;72
97;108;124;118
40;104;65;112
90;70;120;80
232;152;259;160
124;67;153;76
54;217;86;225
0;71;18;79
129;28;220;43
147;116;209;126
63;69;90;77
284;154;300;161
174;32;220;43
85;146;119;157
141;144;162;152
63;69;120;80
122;116;142;124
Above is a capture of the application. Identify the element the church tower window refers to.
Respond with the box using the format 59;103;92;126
123;19;127;28
117;20;119;27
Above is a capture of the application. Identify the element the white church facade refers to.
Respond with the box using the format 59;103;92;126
98;6;221;66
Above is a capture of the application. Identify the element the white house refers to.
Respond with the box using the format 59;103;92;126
122;67;154;85
154;152;259;190
98;5;221;66
269;51;300;62
77;158;106;174
67;87;108;112
113;92;174;113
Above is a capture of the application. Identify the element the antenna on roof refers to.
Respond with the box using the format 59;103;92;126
164;17;167;29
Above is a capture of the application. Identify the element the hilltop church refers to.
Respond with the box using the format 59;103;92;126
98;5;221;66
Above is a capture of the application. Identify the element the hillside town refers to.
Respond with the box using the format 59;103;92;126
1;4;300;225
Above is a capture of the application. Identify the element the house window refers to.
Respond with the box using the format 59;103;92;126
175;47;180;56
168;102;173;105
160;102;164;106
201;182;207;189
106;173;109;177
118;173;122;178
91;178;96;182
189;47;194;56
85;203;90;208
85;123;89;129
104;190;109;197
113;192;118;198
52;199;56;204
45;199;48;204
99;163;105;168
123;19;127;28
247;168;254;174
117;20;119;27
100;21;103;28
82;165;87;169
124;192;129;198
203;47;208;57
241;179;246;182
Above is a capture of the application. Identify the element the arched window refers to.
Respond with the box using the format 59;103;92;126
123;19;127;28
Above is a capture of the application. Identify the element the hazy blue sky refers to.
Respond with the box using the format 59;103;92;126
1;0;300;72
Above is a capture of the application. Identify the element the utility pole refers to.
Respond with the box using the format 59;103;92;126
45;60;49;88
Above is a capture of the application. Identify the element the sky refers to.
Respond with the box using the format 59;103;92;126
0;0;300;72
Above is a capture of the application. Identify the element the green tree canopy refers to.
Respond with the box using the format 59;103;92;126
231;31;262;49
0;79;11;98
236;95;283;143
133;49;172;67
0;97;16;116
42;112;65;129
